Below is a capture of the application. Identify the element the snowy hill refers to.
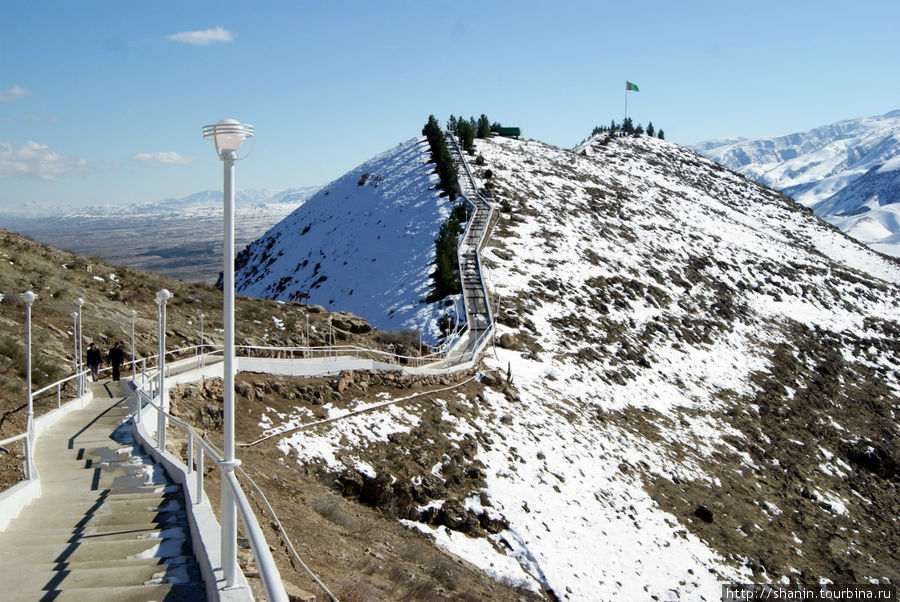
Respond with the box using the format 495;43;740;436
811;156;900;257
246;131;899;599
691;110;900;256
234;138;457;342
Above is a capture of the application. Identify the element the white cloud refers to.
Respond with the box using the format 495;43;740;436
0;140;89;180
131;151;194;166
0;85;31;103
166;27;233;46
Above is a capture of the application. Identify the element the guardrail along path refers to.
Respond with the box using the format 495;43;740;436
446;133;496;354
0;380;204;601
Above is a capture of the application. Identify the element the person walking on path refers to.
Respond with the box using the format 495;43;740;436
85;343;102;381
108;341;125;382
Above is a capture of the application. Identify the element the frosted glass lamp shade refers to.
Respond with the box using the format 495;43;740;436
203;119;254;157
215;119;246;151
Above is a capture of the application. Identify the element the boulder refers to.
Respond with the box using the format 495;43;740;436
498;333;518;349
338;472;363;497
480;372;500;387
359;473;393;509
332;312;372;334
694;505;714;523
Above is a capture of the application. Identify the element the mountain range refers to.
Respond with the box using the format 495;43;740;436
1;187;318;282
232;129;900;598
691;110;900;257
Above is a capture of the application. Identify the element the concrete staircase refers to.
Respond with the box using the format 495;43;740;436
0;380;205;600
446;133;496;356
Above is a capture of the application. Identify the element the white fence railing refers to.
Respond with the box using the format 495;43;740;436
131;349;288;601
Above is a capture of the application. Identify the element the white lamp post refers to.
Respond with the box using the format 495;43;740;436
199;313;205;367
23;291;36;479
72;312;78;389
328;315;333;358
130;310;137;378
156;289;171;450
203;118;253;588
75;297;84;395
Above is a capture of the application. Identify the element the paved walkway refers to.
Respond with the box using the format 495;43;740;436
0;380;204;601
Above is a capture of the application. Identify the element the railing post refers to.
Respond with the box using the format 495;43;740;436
196;446;204;504
56;383;61;409
187;436;194;474
23;291;36;480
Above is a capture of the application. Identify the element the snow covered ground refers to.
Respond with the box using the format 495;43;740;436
234;138;461;343
255;132;899;600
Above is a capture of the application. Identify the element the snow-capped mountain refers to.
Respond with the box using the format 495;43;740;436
234;138;458;342
241;131;900;599
61;187;319;217
690;110;900;256
810;156;900;257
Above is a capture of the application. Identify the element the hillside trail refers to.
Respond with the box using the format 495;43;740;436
0;379;205;600
0;133;500;600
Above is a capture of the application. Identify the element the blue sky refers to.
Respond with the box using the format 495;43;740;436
1;0;898;208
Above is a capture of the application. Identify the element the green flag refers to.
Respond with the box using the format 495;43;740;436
626;81;639;91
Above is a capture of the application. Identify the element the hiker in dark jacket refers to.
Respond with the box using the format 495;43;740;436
108;342;125;382
85;343;102;381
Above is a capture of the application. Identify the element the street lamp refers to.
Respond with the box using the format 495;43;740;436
71;312;78;389
23;291;36;479
199;313;205;367
130;310;137;378
203;117;253;587
156;289;171;451
74;297;84;396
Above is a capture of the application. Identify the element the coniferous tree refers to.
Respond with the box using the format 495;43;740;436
477;114;491;138
422;115;458;199
658;129;665;140
647;121;655;137
457;120;475;151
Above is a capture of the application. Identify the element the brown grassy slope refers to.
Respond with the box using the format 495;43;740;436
0;228;384;489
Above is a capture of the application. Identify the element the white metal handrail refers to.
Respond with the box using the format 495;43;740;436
444;132;497;363
235;342;449;366
133;358;289;602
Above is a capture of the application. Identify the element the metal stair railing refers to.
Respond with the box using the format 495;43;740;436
444;133;497;362
132;350;289;602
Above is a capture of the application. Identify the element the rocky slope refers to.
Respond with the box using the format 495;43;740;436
0;230;379;489
247;132;899;600
5;125;899;600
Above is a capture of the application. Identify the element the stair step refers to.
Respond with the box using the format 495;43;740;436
10;554;194;571
14;488;184;508
0;524;187;545
0;560;199;590
0;582;206;602
0;536;190;564
4;509;186;531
